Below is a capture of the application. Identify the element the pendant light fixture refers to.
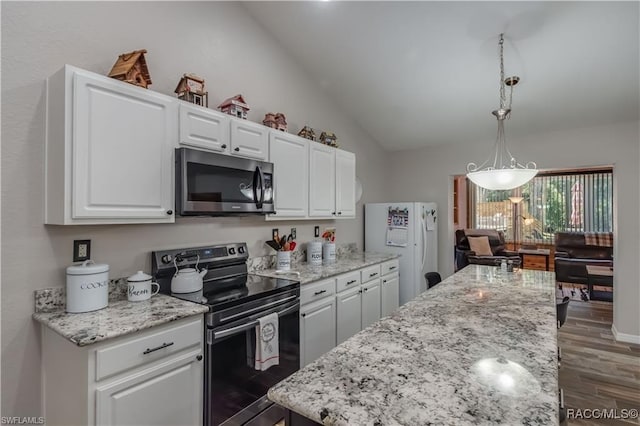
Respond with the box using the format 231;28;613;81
466;34;538;190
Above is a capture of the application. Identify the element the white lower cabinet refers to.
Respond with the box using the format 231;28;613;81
381;273;400;318
95;351;202;426
336;286;362;345
41;316;204;426
361;279;382;329
300;296;336;368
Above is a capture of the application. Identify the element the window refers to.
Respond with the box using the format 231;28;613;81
469;168;613;244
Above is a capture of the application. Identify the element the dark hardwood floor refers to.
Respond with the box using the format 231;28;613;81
559;300;640;425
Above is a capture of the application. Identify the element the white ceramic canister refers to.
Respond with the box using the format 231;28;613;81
322;242;336;265
277;251;292;271
66;260;109;313
127;271;160;302
307;241;323;266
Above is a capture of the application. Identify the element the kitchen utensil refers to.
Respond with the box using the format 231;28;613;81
66;260;109;313
289;242;297;251
127;271;160;302
283;241;291;251
266;240;281;251
280;235;287;248
171;255;207;293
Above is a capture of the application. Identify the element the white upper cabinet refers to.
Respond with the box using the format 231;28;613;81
230;118;268;160
309;143;337;217
268;132;309;218
45;66;176;225
178;103;230;153
335;149;356;218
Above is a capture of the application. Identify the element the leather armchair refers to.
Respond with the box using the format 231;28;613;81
554;232;613;284
455;229;520;270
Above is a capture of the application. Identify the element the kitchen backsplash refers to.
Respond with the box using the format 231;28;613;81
35;242;359;312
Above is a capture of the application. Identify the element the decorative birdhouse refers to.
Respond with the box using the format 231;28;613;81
319;131;338;147
274;113;288;132
108;49;152;88
263;113;277;129
175;73;208;107
298;126;316;141
218;94;250;119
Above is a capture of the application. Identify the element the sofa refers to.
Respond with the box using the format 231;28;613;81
554;232;613;284
454;229;520;270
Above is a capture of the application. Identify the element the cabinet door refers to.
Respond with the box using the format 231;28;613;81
95;351;203;426
268;132;309;217
335;149;356;218
179;103;230;153
336;287;362;345
381;274;400;317
230;119;268;160
361;280;381;329
73;70;175;221
300;298;336;367
309;143;336;217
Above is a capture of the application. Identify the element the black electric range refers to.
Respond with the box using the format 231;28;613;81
151;243;300;426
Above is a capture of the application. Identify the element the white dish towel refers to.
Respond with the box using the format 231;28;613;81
254;312;279;371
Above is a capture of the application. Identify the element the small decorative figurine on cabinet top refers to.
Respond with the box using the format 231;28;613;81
108;49;152;88
319;131;338;147
274;113;287;132
218;94;250;119
263;113;277;129
297;126;316;141
175;73;208;107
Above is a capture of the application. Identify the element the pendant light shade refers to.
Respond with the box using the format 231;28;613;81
466;34;538;190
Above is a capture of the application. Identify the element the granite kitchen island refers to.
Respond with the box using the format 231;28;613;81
268;264;559;425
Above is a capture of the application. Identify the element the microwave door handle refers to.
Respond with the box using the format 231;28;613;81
252;167;259;207
257;166;265;209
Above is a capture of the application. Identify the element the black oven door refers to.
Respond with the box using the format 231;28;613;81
205;300;300;426
176;148;274;215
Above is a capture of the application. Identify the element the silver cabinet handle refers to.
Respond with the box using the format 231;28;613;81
143;342;174;355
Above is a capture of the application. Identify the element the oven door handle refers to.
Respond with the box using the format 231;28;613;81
212;302;299;340
220;295;298;323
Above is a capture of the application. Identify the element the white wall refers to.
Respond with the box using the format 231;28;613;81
388;120;640;341
0;2;390;416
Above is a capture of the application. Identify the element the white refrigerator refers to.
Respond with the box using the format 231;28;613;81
365;202;438;306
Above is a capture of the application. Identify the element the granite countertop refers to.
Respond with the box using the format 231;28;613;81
268;265;559;425
33;294;209;346
251;252;399;285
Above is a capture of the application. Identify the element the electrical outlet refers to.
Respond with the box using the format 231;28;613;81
272;228;279;241
73;239;91;262
314;226;320;238
290;228;297;240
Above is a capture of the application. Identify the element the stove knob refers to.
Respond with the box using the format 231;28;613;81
238;246;245;254
228;247;236;255
161;254;173;264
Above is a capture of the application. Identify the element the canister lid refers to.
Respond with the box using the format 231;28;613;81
66;260;109;275
127;271;152;282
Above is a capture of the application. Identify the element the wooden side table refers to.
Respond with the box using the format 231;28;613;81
585;265;613;302
518;248;551;271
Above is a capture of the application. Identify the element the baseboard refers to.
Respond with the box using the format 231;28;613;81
611;324;640;344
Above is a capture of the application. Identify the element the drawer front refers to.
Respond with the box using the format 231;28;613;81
95;317;202;381
336;271;361;293
300;279;336;306
361;265;381;283
381;259;399;276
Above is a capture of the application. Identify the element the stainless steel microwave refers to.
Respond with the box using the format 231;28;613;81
175;148;274;216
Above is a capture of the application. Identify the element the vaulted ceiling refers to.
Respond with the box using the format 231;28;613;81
244;2;639;151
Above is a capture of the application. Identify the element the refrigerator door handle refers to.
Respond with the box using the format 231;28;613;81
421;215;428;271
